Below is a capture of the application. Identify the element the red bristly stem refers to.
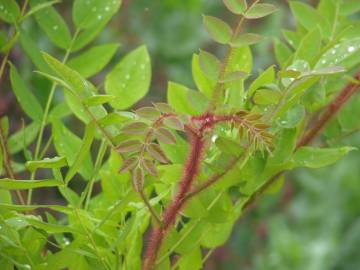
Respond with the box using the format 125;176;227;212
143;113;258;270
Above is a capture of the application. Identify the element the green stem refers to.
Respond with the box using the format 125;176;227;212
28;29;81;204
74;209;111;270
84;139;107;209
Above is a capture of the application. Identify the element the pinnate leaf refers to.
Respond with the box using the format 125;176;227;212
223;0;247;14
245;3;277;19
203;15;232;44
117;139;143;153
147;143;170;163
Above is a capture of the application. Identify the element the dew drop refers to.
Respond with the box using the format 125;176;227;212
53;25;58;31
121;83;126;88
281;120;287;125
125;74;130;80
105;6;110;11
331;49;336;54
140;64;145;70
92;7;97;12
97;15;102;20
348;46;355;53
321;59;326;64
0;5;4;10
211;135;218;143
334;44;340;49
23;265;31;270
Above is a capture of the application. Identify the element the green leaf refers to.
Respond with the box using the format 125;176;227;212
203;15;232;44
231;33;264;47
167;82;207;115
30;0;72;49
215;136;242;156
105;46;151;109
21;0;61;21
294;27;321;63
276;104;305;128
42;52;90;94
178;248;202;270
52;120;93;180
315;38;360;69
253;89;281;105
200;221;234;248
293;146;356;168
223;0;247;14
245;3;277;19
0;0;20;23
83;95;116;107
65;121;96;183
0;178;62;190
289;1;331;38
72;0;122;29
192;53;216;98
68;43;119;78
19;29;50;72
26;156;67;172
9;63;43;121
273;38;292;68
198;50;221;80
247;65;275;98
8;122;40;155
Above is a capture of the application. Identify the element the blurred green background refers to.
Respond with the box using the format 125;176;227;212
1;0;359;269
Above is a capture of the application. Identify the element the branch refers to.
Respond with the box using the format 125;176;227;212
242;71;360;212
296;72;360;149
143;131;205;270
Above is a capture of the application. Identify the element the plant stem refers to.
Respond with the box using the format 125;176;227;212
143;131;205;270
242;71;360;212
84;139;107;209
296;72;360;149
139;189;162;226
74;209;111;270
185;147;250;201
27;29;81;204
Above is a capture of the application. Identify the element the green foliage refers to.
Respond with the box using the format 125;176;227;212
0;0;359;269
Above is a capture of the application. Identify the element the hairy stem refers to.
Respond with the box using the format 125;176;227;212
143;131;205;270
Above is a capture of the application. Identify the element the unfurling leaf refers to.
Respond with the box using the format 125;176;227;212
135;107;161;120
132;167;144;192
121;122;149;135
116;139;143;153
141;159;158;176
163;116;184;131
155;128;176;144
120;157;139;173
147;143;170;163
203;15;232;44
245;3;277;19
223;0;247;14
